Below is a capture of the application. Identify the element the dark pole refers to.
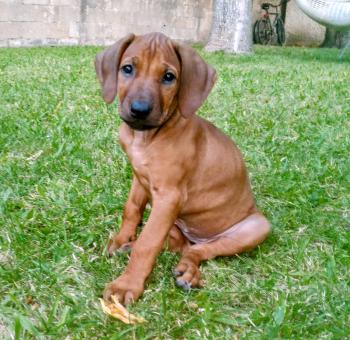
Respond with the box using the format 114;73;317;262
281;0;288;23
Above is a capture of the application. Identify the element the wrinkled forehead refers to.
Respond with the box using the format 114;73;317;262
121;34;180;71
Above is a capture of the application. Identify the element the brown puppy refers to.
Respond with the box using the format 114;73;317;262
95;32;271;304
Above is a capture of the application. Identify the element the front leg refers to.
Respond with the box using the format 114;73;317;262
108;175;148;255
104;187;183;304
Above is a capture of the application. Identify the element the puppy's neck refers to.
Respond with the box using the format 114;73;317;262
129;110;188;145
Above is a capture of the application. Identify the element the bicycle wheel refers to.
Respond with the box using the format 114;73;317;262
275;17;285;45
255;19;273;45
253;20;259;44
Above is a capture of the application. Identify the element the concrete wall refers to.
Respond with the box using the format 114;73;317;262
0;0;324;48
0;0;213;47
283;0;325;46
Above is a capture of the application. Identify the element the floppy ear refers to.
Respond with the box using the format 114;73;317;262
174;43;217;118
95;33;135;104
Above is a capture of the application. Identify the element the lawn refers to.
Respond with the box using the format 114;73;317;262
0;44;349;339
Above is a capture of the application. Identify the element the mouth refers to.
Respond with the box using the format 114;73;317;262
120;116;160;131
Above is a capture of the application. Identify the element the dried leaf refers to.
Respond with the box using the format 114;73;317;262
99;296;146;324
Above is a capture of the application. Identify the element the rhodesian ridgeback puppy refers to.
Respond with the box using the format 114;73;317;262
95;32;271;304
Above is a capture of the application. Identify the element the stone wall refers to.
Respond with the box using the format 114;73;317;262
0;0;324;47
0;0;213;47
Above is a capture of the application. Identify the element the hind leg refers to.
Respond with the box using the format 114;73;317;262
112;224;191;254
174;213;271;290
164;225;191;253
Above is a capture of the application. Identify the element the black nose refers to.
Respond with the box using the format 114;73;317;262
130;100;152;119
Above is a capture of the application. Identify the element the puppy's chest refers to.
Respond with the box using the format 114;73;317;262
129;150;148;175
127;147;153;188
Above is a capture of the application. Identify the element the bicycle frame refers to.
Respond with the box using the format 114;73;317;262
262;3;282;22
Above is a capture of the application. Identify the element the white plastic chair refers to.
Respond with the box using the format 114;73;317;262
295;0;350;57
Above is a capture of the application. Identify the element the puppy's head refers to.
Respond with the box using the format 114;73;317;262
95;32;216;130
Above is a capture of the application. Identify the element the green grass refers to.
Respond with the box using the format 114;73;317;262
0;44;349;339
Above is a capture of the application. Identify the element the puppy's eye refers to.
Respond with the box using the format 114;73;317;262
162;71;176;84
121;64;133;75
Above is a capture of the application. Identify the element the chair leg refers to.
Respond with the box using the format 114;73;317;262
339;35;350;59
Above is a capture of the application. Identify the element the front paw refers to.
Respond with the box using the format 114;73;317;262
103;274;144;305
107;233;135;256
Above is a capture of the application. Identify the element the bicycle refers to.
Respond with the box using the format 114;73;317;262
253;1;288;46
